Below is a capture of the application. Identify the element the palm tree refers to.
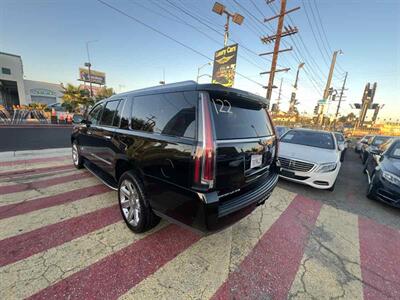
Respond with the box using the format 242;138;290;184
95;87;115;102
61;83;94;113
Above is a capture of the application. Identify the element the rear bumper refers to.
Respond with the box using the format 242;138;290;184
146;168;279;233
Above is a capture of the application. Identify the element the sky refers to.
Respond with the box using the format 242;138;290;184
1;0;399;120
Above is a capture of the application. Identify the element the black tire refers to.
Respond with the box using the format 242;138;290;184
362;153;368;164
72;141;83;169
340;151;345;162
118;171;160;233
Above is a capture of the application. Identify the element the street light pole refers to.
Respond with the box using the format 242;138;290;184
212;2;244;47
85;40;97;98
197;62;211;82
288;62;304;114
317;50;343;125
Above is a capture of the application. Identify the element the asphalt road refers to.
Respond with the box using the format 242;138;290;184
279;148;400;230
0;126;72;152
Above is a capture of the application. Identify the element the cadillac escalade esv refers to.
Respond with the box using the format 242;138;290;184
71;81;279;233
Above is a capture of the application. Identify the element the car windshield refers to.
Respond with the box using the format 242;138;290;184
389;142;400;159
275;126;288;138
281;130;335;150
334;133;344;142
372;136;391;146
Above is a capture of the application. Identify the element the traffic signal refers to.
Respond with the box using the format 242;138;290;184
313;105;319;115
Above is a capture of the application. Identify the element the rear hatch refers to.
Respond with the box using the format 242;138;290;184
207;91;277;199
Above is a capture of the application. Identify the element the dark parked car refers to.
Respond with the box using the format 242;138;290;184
364;138;400;207
361;135;391;164
71;81;279;233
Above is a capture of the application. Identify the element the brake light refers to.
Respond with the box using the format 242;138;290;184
193;94;215;189
202;97;214;181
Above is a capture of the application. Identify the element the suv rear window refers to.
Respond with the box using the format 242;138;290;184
131;91;197;139
208;92;272;140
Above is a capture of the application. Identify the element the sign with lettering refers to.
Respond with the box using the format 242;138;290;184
211;44;238;88
30;88;56;97
79;68;106;85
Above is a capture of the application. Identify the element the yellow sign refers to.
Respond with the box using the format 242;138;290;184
212;44;238;87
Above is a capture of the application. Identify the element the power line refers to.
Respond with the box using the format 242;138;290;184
96;0;266;88
312;0;346;73
164;0;275;66
157;0;265;71
301;0;330;67
267;1;327;88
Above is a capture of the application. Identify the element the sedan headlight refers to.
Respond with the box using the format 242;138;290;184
316;162;337;173
382;171;400;186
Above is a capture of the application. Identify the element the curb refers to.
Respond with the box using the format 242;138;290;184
0;147;71;161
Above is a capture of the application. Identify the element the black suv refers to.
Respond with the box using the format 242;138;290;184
71;81;279;233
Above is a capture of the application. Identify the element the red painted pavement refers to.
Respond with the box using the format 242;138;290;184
212;195;322;300
0;171;91;195
0;184;109;220
0;155;70;167
359;217;400;300
0;163;74;179
0;205;120;267
28;225;201;300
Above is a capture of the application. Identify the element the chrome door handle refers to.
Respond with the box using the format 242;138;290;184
104;135;112;140
87;131;92;135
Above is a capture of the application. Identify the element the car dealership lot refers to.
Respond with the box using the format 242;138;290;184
0;150;399;299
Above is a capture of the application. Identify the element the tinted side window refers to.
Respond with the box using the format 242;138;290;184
112;99;125;127
131;92;197;138
120;98;132;129
87;103;103;125
100;100;120;126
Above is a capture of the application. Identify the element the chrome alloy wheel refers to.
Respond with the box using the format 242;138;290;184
119;179;141;226
72;144;79;165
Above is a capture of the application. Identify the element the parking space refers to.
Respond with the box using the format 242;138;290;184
0;150;399;299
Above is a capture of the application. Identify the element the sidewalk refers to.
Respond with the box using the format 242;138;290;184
0;147;70;162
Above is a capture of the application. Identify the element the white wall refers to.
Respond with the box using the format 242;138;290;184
0;52;26;105
24;80;63;104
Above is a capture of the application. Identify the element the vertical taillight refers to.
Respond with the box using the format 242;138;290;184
194;93;215;189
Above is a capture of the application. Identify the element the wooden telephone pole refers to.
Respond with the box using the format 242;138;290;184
260;0;300;109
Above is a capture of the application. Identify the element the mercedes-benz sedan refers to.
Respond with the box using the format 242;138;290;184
278;129;343;191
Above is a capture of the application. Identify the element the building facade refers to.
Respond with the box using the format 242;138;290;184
0;52;63;108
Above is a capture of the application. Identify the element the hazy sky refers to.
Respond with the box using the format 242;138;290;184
1;0;399;120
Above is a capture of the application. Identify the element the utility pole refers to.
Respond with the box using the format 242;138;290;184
272;77;283;112
317;50;343;125
261;0;300;109
334;71;348;123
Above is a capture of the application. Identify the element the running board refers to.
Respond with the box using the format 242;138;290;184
84;161;118;190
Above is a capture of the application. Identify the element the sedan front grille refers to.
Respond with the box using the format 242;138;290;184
278;157;315;172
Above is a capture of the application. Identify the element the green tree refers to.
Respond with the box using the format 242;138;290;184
95;87;115;102
61;83;94;113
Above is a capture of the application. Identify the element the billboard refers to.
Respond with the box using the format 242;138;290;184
211;44;238;87
79;68;106;85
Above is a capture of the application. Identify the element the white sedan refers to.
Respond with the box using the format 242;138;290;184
278;129;343;191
